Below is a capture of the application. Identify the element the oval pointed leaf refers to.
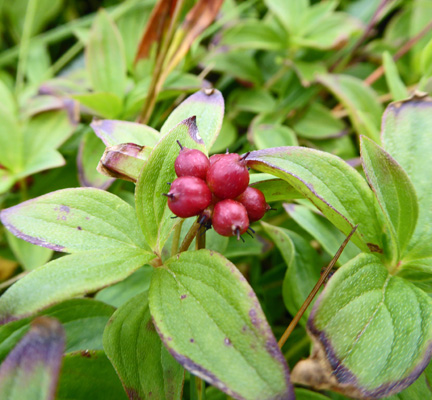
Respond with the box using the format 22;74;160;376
0;317;65;400
104;291;184;400
0;188;147;253
318;74;382;141
246;147;382;253
86;10;127;98
149;250;294;400
361;136;419;258
57;351;128;400
292;254;432;398
382;95;432;261
284;204;361;266
135;116;207;254
161;89;224;150
0;299;115;363
0;248;154;321
90;119;159;147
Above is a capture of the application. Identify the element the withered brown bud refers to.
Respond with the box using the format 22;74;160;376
97;143;151;183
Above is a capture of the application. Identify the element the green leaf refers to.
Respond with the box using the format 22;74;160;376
262;223;320;325
230;88;276;114
247;147;383;253
210;119;237;153
292;103;347;140
136;116;207;254
104;291;184;400
420;37;432;79
5;230;52;270
0;317;64;400
56;351;128;400
284;204;361;265
0;247;154;321
264;0;308;33
294;12;361;50
224;233;272;259
95;265;153;307
251;124;298;149
73;92;123;119
221;20;286;50
249;174;301;203
149;250;294;400
0;299;114;363
383;52;409;101
293;253;432;398
90;119;159;147
86;9;127;99
382;95;432;269
0;108;22;172
318;74;383;141
361;136;418;260
78;130;114;189
161;89;224;150
1;188;147;253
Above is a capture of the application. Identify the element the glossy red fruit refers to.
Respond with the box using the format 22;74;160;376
212;199;249;238
165;176;212;218
209;153;226;166
236;187;269;222
206;153;249;199
175;145;209;180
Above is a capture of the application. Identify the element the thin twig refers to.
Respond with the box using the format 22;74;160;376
0;271;28;291
178;220;201;253
171;219;184;256
277;225;358;349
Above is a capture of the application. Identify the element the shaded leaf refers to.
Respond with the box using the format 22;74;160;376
57;351;128;400
383;52;409;101
0;299;114;363
0;248;154;321
86;9;127;98
149;250;294;400
262;223;320;325
73;92;123;119
318;74;383;141
78;130;114;190
361;136;418;260
104;291;184;400
5;230;53;271
284;204;361;266
0;317;65;400
251;124;298;150
249;173;301;203
0;188;147;253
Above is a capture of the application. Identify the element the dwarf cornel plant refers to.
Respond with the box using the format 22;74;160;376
1;88;432;400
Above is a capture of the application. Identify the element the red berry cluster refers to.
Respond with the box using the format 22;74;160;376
163;141;270;239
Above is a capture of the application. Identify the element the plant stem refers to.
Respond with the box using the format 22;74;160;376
171;219;184;256
50;41;83;76
277;225;358;349
16;0;37;94
195;225;206;250
178;219;201;253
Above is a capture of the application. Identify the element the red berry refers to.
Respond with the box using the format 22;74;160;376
236;187;269;222
165;176;212;218
212;199;249;238
175;145;209;180
209;153;226;166
206;153;250;199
